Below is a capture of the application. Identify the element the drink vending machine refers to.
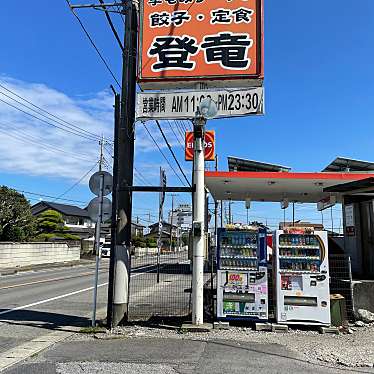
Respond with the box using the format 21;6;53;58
216;226;268;321
274;228;330;326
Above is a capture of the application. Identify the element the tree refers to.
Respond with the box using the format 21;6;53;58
0;186;36;242
35;210;79;241
146;237;157;248
132;235;146;248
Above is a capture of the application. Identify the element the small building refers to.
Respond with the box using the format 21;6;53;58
132;222;145;237
168;204;192;232
32;201;146;241
31;201;94;239
145;221;180;249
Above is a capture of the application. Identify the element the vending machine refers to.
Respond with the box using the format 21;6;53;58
274;228;330;326
216;226;268;321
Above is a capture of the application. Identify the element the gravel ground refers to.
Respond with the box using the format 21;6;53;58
71;322;374;368
56;362;178;374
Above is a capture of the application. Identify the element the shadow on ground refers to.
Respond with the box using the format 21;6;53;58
0;309;91;332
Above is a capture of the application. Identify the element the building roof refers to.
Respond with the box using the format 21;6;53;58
31;201;90;218
322;157;374;173
324;177;374;194
205;171;374;203
228;157;291;173
149;221;178;229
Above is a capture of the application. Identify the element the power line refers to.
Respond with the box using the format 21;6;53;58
167;120;184;148
142;122;186;186
98;0;124;51
173;119;186;140
0;125;95;162
136;84;188;185
0;97;101;142
15;189;88;205
155;120;191;187
134;166;151;185
114;0;125;24
65;0;122;90
0;83;107;142
53;161;100;202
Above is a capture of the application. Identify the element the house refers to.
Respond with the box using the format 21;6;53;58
132;222;145;237
31;201;94;239
145;221;180;249
32;201;145;241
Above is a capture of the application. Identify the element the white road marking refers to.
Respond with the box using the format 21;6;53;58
0;284;108;317
0;271;103;290
0;264;156;317
0;264;168;371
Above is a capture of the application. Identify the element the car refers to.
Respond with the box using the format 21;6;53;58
100;243;111;258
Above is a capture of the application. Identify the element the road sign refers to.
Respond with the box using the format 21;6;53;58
136;87;263;120
87;197;112;223
89;171;113;197
138;0;263;90
185;131;215;161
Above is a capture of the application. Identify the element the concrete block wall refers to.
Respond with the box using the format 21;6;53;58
133;246;188;257
353;280;374;313
0;242;80;269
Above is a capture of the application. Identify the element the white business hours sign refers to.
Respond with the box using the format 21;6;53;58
136;87;264;120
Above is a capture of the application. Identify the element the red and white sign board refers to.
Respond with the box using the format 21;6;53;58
138;0;263;89
185;131;215;161
317;196;336;211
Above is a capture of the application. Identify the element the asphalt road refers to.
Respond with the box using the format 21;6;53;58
0;252;190;357
1;254;372;374
0;260;110;355
6;336;372;374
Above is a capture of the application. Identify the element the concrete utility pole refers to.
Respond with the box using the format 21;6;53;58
192;114;206;325
220;200;223;228
92;137;104;327
169;194;177;252
111;0;138;327
107;93;120;329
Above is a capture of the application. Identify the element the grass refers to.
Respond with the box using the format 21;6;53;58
79;326;107;334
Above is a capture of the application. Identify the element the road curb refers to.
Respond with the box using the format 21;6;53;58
0;260;95;277
0;307;107;372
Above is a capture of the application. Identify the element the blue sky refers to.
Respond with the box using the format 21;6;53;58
1;1;373;230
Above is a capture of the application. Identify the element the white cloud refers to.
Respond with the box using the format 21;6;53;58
0;76;192;186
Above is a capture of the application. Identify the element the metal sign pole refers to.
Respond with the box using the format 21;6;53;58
157;168;166;283
157;168;162;283
92;173;104;327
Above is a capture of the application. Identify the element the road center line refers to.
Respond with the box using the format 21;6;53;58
0;263;155;291
0;266;154;317
0;271;103;290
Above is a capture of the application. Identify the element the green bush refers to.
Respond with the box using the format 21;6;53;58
146;237;157;248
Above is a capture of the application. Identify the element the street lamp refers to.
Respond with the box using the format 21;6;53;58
192;97;217;325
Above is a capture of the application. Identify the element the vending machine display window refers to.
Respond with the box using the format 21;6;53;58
274;230;330;326
216;227;268;321
219;231;259;271
278;234;323;273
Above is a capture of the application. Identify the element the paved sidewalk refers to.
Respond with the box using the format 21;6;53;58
0;259;95;276
4;335;374;374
